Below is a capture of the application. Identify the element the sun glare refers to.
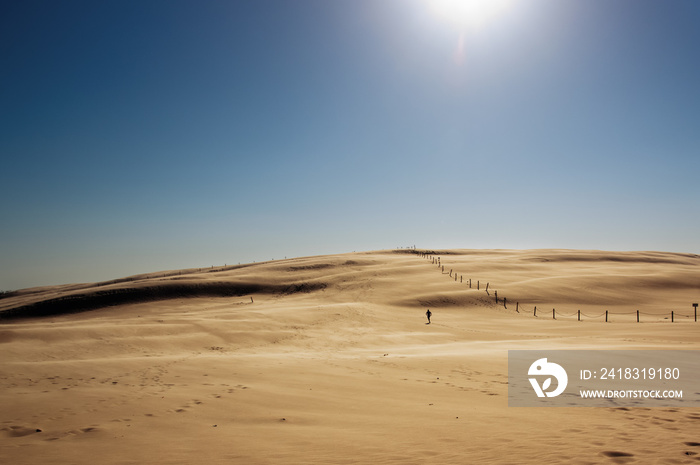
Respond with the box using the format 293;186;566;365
428;0;512;29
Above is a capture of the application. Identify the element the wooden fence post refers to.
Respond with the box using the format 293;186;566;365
636;310;639;323
693;303;698;322
577;310;580;321
494;290;498;303
516;302;519;313
605;310;608;322
504;297;507;309
534;306;537;317
485;282;489;293
477;281;480;290
671;311;674;323
553;308;555;319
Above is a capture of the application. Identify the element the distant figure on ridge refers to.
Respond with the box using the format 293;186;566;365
426;309;432;324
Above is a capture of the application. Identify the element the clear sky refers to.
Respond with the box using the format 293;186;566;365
1;0;699;290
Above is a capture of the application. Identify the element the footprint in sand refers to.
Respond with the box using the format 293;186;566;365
58;426;102;437
602;451;634;457
601;451;634;463
172;399;204;414
2;426;42;437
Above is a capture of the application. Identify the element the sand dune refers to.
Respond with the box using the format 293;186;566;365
1;249;699;464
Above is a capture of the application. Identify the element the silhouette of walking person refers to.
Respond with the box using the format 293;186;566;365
426;309;432;324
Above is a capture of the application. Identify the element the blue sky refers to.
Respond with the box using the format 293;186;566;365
1;0;699;290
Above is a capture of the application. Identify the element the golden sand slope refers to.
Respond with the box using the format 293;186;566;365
1;249;699;464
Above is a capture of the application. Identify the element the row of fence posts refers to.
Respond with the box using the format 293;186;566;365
415;250;698;323
534;307;698;323
422;252;506;309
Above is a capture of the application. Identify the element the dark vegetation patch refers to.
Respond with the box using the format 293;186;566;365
527;253;698;265
392;249;462;256
0;290;19;300
287;264;335;272
0;281;326;321
417;297;458;307
283;282;327;294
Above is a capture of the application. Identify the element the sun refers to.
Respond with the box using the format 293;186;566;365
427;0;513;30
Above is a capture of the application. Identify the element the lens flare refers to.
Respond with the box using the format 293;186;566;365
428;0;512;29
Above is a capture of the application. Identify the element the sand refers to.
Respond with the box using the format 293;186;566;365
1;249;699;464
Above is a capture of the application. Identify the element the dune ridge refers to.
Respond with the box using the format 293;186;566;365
3;248;698;322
